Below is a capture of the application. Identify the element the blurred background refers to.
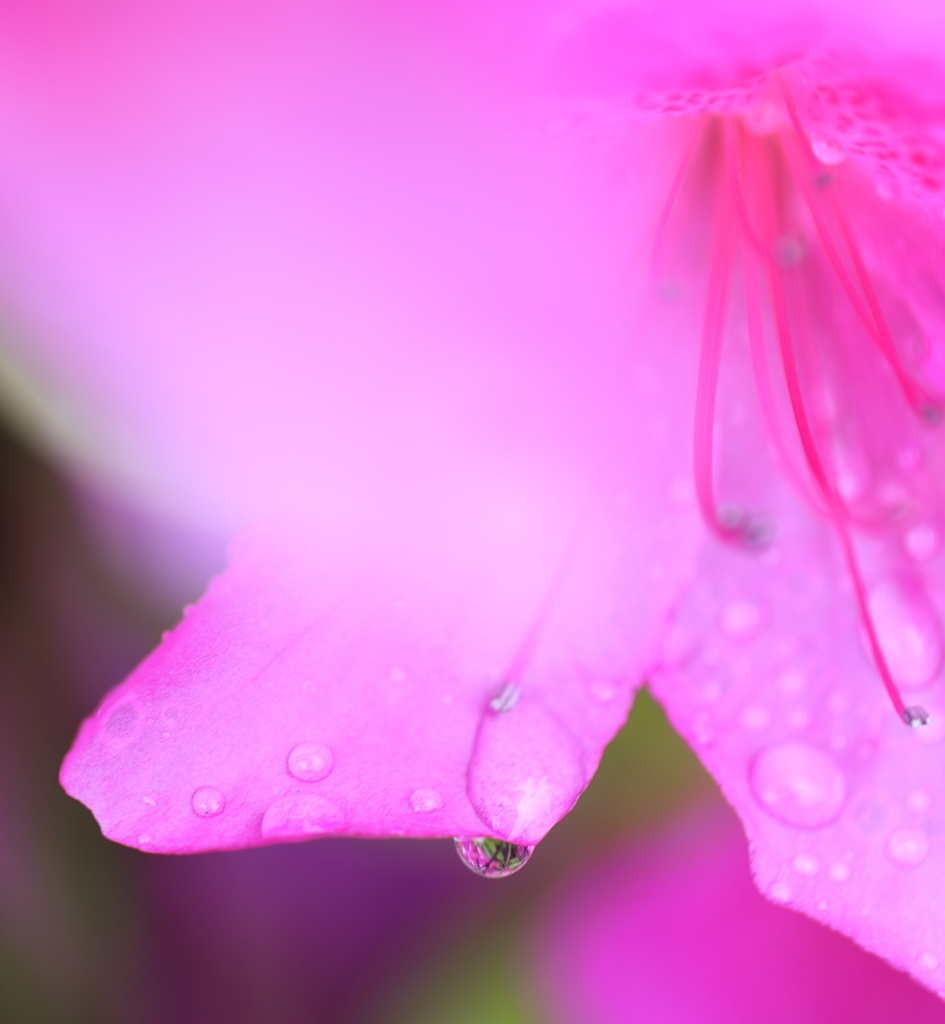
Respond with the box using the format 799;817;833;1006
0;402;717;1024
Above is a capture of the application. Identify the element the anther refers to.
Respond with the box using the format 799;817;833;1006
903;705;931;728
489;681;521;714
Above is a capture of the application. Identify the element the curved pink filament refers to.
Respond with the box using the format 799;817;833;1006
756;148;911;721
692;158;743;543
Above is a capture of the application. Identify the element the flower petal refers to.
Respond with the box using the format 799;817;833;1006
537;806;945;1022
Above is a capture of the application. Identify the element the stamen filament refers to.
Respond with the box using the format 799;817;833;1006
779;84;941;419
693;158;744;542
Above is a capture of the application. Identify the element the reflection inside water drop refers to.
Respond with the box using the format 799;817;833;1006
453;836;532;878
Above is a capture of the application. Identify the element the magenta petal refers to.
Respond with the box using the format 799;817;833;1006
61;464;700;852
537;808;945;1023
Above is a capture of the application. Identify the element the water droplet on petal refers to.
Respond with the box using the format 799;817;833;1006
887;827;929;868
751;743;846;828
721;599;762;639
828;860;851;882
868;581;944;689
467;700;585;843
811;136;846;165
853;799;890;834
740;706;769;730
409;788;443;813
919;952;939;972
589;680;618;703
191;786;225;817
768;881;792;903
906;789;932;815
286;743;333;782
453;837;532;878
792;853;819;877
101;700;144;750
905;524;940;562
778;669;806;695
261;794;345;839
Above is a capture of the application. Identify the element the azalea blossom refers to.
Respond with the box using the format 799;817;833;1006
0;0;943;1001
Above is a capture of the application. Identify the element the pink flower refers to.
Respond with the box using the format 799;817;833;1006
0;0;937;998
536;802;945;1023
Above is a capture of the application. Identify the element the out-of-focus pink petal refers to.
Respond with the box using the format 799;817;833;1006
61;465;700;852
536;806;945;1023
28;3;713;851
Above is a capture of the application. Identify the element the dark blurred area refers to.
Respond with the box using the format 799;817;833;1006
0;416;713;1023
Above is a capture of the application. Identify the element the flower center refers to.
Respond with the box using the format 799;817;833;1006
659;81;943;727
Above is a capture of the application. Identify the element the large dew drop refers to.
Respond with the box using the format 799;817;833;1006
454;836;532;878
750;742;846;828
466;699;586;844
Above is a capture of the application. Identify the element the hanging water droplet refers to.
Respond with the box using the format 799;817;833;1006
868;581;944;689
286;742;334;782
904;705;931;727
466;699;585;842
887;826;929;868
409;788;443;813
489;681;521;714
191;785;225;817
261;794;345;839
453;836;532;878
750;743;846;828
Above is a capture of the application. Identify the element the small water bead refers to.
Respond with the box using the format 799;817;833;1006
453;837;532;878
905;524;941;562
740;706;769;731
867;581;943;690
750;743;846;829
828;860;851;882
105;702;139;738
887;827;929;868
810;135;846;165
721;599;762;640
768;881;792;903
589;680;618;704
286;742;333;782
792;853;819;877
192;786;225;818
409;788;443;813
261;794;345;839
906;789;932;815
778;669;807;696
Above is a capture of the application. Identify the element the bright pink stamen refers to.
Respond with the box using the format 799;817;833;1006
670;107;928;725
